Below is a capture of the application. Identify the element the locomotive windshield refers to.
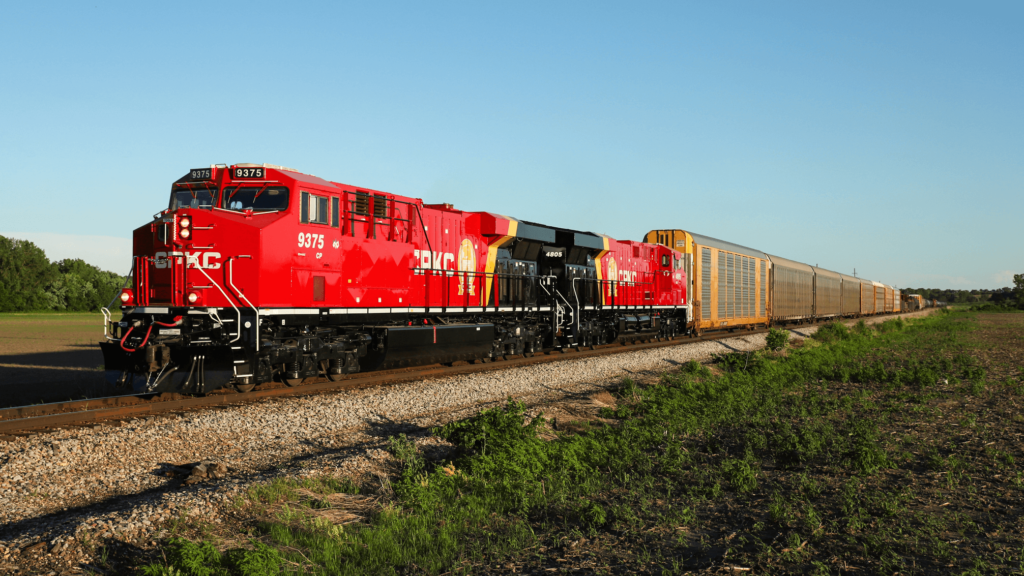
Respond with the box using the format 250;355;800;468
169;187;216;210
221;186;290;212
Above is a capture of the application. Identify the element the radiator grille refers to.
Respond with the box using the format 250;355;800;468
745;256;753;317
760;261;766;316
702;248;711;320
718;251;726;318
727;253;735;318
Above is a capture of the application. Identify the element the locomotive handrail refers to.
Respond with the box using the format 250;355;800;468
102;259;137;341
572;277;584;335
212;207;283;215
227;257;260;352
344;195;416;241
188;259;242;344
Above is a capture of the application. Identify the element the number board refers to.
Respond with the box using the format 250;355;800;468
233;167;265;179
184;168;213;181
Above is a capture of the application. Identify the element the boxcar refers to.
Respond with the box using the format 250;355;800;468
644;230;769;333
860;279;875;315
840;273;860;316
893;288;901;313
812;266;842;319
767;254;814;322
884;285;895;313
873;281;885;315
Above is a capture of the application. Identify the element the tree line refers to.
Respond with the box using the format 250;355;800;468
0;235;126;312
902;283;1024;307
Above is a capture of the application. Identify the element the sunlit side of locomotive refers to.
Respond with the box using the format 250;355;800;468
100;164;691;395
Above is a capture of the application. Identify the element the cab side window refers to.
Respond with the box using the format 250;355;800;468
300;191;329;225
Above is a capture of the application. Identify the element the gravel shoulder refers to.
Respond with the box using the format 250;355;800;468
0;310;933;573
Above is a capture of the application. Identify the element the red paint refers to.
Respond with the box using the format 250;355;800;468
129;165;687;312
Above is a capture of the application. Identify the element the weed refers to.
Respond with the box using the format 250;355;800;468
852;319;870;335
766;327;790;350
814;321;851;343
721;455;758;493
845;418;890;474
712;351;762;373
143;537;281;576
798;473;823;499
680;359;712;378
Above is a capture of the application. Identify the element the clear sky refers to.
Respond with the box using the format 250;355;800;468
1;1;1021;288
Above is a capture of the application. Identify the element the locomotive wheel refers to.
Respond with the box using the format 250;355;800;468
327;373;346;382
234;382;256;393
284;377;306;386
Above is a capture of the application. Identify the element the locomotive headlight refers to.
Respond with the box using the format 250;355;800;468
120;289;134;304
180;228;191;239
187;292;199;304
179;217;190;228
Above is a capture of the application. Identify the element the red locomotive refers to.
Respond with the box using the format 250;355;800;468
101;164;688;393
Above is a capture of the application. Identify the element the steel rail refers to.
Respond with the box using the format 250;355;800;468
0;311;921;436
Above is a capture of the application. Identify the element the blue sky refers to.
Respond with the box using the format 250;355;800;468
1;1;1021;288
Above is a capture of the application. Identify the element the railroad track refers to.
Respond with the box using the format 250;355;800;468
0;312;914;436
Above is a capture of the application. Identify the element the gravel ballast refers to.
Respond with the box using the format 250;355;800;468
0;310;933;572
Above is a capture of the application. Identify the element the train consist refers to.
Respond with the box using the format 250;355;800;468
100;163;908;395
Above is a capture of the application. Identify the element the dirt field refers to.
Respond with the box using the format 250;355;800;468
0;313;119;408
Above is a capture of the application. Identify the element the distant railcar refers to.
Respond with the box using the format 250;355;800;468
872;281;886;315
812;266;842;319
767;254;815;323
839;273;859;317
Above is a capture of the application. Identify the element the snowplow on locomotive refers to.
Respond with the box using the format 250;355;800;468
100;164;689;394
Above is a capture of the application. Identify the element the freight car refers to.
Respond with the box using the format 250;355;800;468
645;230;902;327
642;230;768;335
101;164;689;394
902;293;926;312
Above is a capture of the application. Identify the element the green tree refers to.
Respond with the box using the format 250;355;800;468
49;259;125;311
0;235;58;312
1014;273;1024;309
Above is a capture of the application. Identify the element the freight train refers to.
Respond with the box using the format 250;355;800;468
100;164;906;395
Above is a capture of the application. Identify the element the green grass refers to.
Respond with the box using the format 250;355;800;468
143;310;1024;575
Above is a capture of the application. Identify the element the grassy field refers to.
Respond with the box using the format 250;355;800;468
0;311;114;406
139;309;1024;575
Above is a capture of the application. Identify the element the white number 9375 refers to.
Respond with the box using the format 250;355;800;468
298;232;324;249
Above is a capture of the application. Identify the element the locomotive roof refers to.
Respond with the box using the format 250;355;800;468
514;220;557;243
521;220;606;251
688;232;766;260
